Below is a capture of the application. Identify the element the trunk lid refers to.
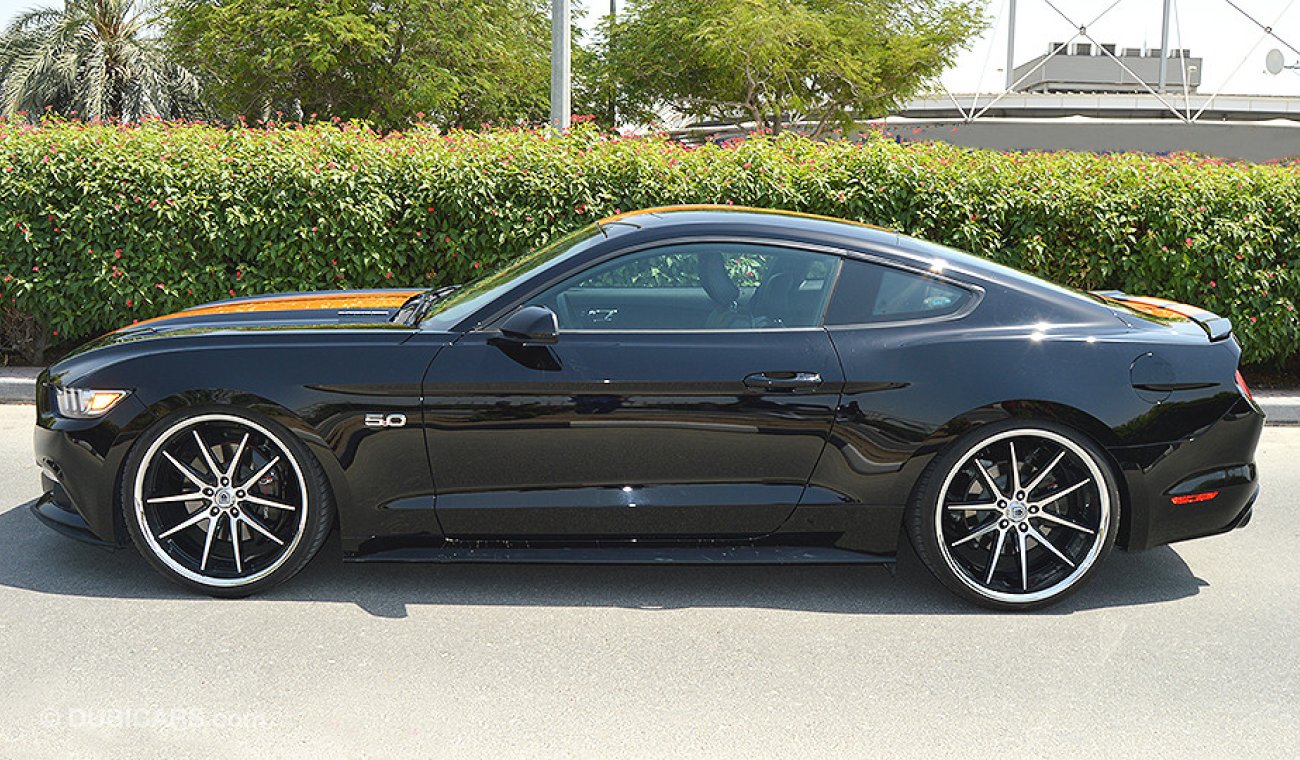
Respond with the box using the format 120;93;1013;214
1091;290;1233;341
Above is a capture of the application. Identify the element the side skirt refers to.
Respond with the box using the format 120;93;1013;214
346;542;894;565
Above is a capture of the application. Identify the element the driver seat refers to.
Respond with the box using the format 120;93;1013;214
747;258;808;327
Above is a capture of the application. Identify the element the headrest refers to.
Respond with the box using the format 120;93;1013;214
698;252;740;307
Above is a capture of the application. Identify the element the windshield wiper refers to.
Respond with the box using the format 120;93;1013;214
394;285;460;326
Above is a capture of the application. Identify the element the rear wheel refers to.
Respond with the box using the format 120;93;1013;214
906;420;1120;610
121;408;334;597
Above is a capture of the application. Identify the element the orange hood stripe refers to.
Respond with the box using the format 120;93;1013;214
127;290;422;329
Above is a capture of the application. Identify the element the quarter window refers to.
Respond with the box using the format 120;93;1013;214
528;243;841;331
824;258;972;325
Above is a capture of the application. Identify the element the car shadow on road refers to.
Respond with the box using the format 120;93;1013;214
0;502;1207;618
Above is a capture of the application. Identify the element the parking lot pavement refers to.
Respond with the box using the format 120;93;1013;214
0;403;1296;759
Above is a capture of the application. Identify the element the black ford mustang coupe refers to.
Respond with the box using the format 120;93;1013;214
29;206;1262;609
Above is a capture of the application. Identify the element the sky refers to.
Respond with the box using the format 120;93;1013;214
577;0;1300;98
0;0;1296;98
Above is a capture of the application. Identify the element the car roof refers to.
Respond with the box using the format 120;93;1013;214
598;205;897;247
597;205;983;279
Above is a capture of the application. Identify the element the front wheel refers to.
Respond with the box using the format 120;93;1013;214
121;408;334;597
906;420;1120;610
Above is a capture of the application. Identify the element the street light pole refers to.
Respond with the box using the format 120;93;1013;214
1158;0;1172;93
551;0;572;129
1005;0;1017;89
608;0;617;127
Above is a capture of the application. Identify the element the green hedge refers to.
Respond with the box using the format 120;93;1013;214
1;117;1298;364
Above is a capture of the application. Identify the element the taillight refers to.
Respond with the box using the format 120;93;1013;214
1235;370;1254;402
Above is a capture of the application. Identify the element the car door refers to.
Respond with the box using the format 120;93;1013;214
422;241;846;540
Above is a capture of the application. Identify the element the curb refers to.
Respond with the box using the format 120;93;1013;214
1255;391;1300;425
2;366;1299;424
0;367;40;404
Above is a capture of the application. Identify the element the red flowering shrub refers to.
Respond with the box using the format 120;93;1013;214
0;117;1297;364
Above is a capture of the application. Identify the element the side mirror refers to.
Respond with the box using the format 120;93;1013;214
497;305;559;345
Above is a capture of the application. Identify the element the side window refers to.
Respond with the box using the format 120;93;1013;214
528;243;841;331
824;258;972;326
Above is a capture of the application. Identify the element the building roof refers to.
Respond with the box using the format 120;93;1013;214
898;92;1300;122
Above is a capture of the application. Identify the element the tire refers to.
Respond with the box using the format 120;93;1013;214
905;419;1120;611
121;406;335;597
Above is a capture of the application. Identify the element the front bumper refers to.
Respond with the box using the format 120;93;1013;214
28;488;119;550
32;369;151;546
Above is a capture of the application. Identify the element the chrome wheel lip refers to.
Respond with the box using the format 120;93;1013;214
133;413;309;588
934;428;1110;605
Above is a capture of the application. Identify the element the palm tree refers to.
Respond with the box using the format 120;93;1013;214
0;0;204;121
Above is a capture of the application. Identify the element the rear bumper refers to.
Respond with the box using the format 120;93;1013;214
1113;395;1264;550
1222;487;1257;533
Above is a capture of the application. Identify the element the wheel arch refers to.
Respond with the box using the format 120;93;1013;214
911;399;1134;549
124;389;355;530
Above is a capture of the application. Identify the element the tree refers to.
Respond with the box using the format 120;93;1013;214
165;0;551;128
0;0;204;121
600;0;986;135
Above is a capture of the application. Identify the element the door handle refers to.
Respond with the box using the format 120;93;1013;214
744;371;823;392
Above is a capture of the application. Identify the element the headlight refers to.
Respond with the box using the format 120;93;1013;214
54;387;130;419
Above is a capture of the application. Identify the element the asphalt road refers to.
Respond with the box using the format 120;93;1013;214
0;404;1296;759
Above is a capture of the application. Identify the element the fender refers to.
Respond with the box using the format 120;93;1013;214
51;329;451;550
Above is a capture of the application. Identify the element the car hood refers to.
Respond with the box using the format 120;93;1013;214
117;289;422;333
46;289;430;385
62;289;422;359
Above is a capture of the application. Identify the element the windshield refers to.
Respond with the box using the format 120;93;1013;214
420;223;607;331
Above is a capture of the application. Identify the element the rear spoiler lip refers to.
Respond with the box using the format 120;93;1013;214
1091;290;1233;342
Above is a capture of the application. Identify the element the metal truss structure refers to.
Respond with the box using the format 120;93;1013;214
939;0;1300;124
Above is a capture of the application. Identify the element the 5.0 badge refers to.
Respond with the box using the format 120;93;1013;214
364;413;407;428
